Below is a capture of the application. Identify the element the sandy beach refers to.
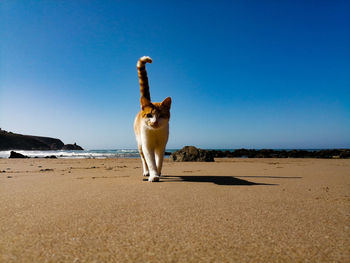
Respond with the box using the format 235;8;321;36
0;158;349;262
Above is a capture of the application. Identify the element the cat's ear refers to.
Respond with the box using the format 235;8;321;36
161;97;171;109
141;96;151;109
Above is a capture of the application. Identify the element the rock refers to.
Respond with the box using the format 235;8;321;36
171;146;215;162
45;155;57;159
339;150;350;159
9;151;29;158
62;143;84;150
0;129;83;150
202;149;350;159
0;130;64;150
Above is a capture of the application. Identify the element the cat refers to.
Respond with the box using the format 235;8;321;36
134;56;172;182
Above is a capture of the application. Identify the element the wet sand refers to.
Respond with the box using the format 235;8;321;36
0;158;349;262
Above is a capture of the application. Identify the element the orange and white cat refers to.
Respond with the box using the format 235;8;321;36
134;56;171;182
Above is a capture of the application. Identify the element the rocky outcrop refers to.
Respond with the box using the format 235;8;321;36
208;148;350;159
171;146;215;162
171;147;350;160
9;151;29;158
62;143;84;150
0;129;83;151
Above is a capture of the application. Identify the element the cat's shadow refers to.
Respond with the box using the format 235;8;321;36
143;175;293;186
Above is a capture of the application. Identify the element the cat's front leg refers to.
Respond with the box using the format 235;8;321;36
138;145;149;177
155;147;165;176
142;146;160;182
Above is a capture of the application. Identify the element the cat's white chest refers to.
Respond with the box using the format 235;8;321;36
141;123;169;148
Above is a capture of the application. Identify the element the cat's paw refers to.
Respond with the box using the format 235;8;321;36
148;175;160;182
143;172;149;177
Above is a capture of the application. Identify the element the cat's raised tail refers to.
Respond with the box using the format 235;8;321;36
137;56;152;101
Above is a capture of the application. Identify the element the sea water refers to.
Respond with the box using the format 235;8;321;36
0;149;139;159
0;149;178;159
0;149;326;159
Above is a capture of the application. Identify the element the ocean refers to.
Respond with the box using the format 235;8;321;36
0;149;178;159
0;148;337;159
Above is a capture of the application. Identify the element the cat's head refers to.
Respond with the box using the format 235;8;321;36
141;96;171;129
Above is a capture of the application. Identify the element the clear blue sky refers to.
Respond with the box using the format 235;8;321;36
1;0;349;149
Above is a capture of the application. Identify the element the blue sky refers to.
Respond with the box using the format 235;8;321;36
1;0;349;149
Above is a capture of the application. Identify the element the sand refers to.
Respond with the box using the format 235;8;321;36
0;158;349;262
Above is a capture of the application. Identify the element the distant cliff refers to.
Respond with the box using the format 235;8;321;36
0;129;83;151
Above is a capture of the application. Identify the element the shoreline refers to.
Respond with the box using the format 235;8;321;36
1;147;350;159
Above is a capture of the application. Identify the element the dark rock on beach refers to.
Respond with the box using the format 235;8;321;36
171;146;215;162
339;150;350;159
208;148;350;159
45;155;58;159
9;151;29;158
171;147;350;160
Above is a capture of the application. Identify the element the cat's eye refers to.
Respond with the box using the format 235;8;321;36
146;113;153;118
